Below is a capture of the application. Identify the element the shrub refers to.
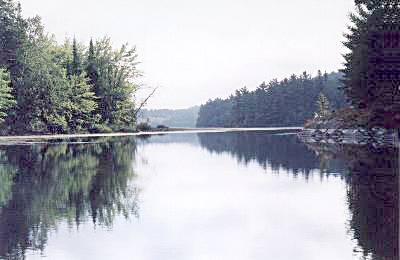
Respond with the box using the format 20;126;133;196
89;124;113;133
136;122;152;132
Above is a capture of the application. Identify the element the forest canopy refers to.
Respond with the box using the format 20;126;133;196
196;71;347;127
0;0;141;134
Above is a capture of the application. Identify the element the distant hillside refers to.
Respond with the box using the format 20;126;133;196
196;71;348;127
138;106;199;128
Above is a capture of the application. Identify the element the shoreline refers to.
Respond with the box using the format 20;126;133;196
0;127;303;141
298;128;399;147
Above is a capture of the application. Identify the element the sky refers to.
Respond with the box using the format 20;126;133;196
19;0;355;109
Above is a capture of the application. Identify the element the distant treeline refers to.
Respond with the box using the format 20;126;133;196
139;106;199;128
196;71;347;127
0;0;140;134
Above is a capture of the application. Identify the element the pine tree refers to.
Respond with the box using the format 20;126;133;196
71;38;81;75
341;0;400;128
0;69;16;123
196;72;346;128
323;71;328;83
316;70;324;89
86;39;98;88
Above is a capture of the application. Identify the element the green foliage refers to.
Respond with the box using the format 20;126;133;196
341;0;400;128
316;93;331;119
136;121;152;131
91;123;113;133
0;69;16;123
0;0;28;70
86;39;98;92
0;0;142;134
14;30;70;133
197;71;347;127
71;38;82;76
64;74;98;132
90;38;140;128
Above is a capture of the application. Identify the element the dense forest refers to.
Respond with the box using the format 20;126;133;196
139;106;199;128
196;71;347;127
1;0;398;134
0;0;141;134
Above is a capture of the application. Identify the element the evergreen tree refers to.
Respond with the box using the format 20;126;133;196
197;71;346;128
341;0;400;128
0;69;16;123
323;71;328;83
71;38;81;76
86;39;99;95
316;70;324;90
316;93;331;119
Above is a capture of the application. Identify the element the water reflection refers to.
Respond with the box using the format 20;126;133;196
303;142;399;260
0;138;139;259
0;132;397;260
199;131;399;260
198;131;346;178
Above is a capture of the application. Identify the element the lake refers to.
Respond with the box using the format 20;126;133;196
0;129;397;260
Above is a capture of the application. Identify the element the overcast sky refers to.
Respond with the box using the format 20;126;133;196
19;0;355;109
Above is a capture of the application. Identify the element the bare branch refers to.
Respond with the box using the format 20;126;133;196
133;87;158;119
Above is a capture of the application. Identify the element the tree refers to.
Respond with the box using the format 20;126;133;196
92;38;140;128
0;69;16;123
86;39;98;94
64;74;98;132
197;71;346;128
0;0;143;134
341;0;400;128
13;20;70;133
0;0;27;71
316;93;331;119
71;38;82;76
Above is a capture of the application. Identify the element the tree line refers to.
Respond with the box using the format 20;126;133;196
198;0;400;130
196;71;347;127
0;0;141;134
139;106;200;128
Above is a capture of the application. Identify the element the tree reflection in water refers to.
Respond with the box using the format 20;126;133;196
0;137;139;259
198;131;346;178
304;142;399;260
199;132;398;260
0;132;397;260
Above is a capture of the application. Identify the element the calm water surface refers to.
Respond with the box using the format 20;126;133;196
0;130;397;260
